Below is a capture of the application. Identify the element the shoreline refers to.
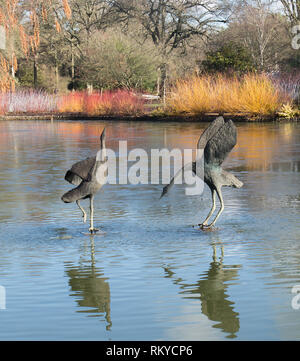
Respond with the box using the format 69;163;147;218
0;112;298;122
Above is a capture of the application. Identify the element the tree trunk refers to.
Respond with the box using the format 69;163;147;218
71;41;75;91
55;50;59;92
156;74;160;96
33;55;38;88
158;63;167;103
11;54;15;78
87;83;93;93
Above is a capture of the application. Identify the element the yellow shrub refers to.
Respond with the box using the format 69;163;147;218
238;74;286;114
167;73;290;116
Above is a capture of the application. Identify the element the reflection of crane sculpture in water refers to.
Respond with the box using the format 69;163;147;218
161;117;243;229
163;245;240;338
61;129;107;234
66;238;112;331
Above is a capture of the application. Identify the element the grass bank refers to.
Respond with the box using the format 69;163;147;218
0;74;299;121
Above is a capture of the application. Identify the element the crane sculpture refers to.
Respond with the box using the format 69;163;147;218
61;128;107;234
161;117;243;229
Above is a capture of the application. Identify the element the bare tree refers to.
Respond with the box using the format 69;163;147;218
53;0;114;90
279;0;300;25
228;0;286;70
70;0;113;49
112;0;227;98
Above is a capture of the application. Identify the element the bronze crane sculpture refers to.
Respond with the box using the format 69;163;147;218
161;117;243;229
62;128;107;234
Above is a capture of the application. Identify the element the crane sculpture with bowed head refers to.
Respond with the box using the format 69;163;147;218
161;117;243;229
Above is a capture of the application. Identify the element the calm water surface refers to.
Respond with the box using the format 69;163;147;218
0;120;299;340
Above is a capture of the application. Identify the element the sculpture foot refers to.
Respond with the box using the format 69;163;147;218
202;225;218;232
195;224;217;232
89;227;99;234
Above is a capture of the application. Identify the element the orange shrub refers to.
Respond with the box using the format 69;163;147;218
57;91;85;113
110;89;145;115
57;90;145;115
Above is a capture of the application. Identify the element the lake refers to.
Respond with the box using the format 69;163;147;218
0;119;299;340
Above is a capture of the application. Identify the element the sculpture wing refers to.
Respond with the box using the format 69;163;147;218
197;116;225;149
64;156;96;185
204;120;237;166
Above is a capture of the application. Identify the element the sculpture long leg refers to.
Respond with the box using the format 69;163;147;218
205;188;224;228
199;189;216;228
89;195;99;234
76;200;87;223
